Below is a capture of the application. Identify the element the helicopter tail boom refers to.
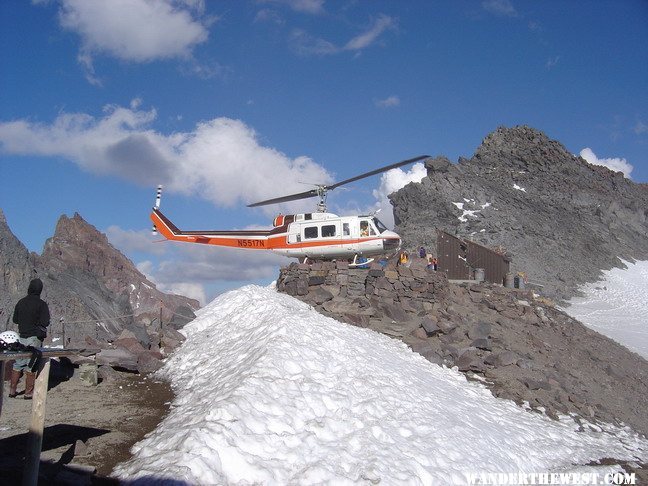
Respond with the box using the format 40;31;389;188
150;208;276;249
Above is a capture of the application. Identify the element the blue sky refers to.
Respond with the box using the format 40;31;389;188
1;0;647;304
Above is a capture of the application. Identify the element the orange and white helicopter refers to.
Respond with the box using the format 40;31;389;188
150;155;431;266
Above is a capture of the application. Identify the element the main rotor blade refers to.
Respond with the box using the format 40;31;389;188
246;154;431;208
328;155;431;190
247;188;319;207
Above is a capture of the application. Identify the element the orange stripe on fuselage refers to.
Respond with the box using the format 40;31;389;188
151;209;396;251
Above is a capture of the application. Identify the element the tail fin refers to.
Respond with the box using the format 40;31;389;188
152;185;162;235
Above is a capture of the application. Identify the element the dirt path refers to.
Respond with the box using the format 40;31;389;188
0;368;173;484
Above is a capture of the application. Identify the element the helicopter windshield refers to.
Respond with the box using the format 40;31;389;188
373;217;389;234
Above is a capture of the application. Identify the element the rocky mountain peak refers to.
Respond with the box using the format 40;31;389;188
40;212;199;324
43;213;128;278
471;125;576;172
390;125;648;301
2;209;199;348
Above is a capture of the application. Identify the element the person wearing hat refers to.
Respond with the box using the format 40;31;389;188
9;278;50;399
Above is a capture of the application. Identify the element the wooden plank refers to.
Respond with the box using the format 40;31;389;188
0;349;100;361
22;358;51;486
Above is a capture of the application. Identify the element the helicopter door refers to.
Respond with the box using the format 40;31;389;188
342;221;354;252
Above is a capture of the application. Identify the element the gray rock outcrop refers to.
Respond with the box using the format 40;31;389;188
278;261;648;438
1;209;198;373
390;126;648;300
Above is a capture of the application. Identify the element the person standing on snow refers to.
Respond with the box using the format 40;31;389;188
9;278;50;399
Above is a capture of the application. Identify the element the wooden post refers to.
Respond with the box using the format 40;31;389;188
22;358;51;486
0;360;4;419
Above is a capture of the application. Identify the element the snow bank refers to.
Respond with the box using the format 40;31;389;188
563;260;648;359
114;285;648;484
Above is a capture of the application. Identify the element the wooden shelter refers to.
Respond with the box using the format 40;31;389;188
436;230;510;284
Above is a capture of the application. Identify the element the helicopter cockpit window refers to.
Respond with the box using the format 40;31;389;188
373;217;388;234
360;220;375;237
321;225;336;237
304;226;318;239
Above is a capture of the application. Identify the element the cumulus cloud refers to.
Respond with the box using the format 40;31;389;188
290;14;396;56
370;163;428;228
375;95;400;108
144;243;289;304
0;102;333;211
580;148;633;178
52;0;210;83
482;0;517;17
105;225;167;256
113;225;291;305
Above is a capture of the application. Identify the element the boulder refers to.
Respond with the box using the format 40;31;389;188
97;364;120;382
114;337;147;356
484;351;518;367
306;287;334;305
168;305;196;330
468;322;491;340
96;348;139;372
471;338;492;351
421;318;441;336
137;351;164;374
456;348;480;371
78;363;98;386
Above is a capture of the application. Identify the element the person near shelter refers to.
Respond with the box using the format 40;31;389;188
9;278;50;399
419;246;426;258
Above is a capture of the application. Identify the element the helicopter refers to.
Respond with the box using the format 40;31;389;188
150;155;431;266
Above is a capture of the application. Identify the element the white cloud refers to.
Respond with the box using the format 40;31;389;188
147;244;290;304
633;120;648;135
579;148;633;178
370;163;428;229
0;102;333;212
105;225;167;256
290;14;396;56
258;0;325;15
158;282;207;307
482;0;517;17
375;95;400;108
545;56;560;69
254;8;285;25
343;14;395;51
290;29;338;56
53;0;210;82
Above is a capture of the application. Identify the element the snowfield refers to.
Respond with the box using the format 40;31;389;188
114;284;648;484
563;260;648;359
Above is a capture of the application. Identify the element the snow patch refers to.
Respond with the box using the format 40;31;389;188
563;260;648;359
513;184;527;192
114;285;648;484
452;199;491;223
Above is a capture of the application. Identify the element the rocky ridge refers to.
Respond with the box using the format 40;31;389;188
1;209;198;374
278;260;648;439
390;126;648;301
